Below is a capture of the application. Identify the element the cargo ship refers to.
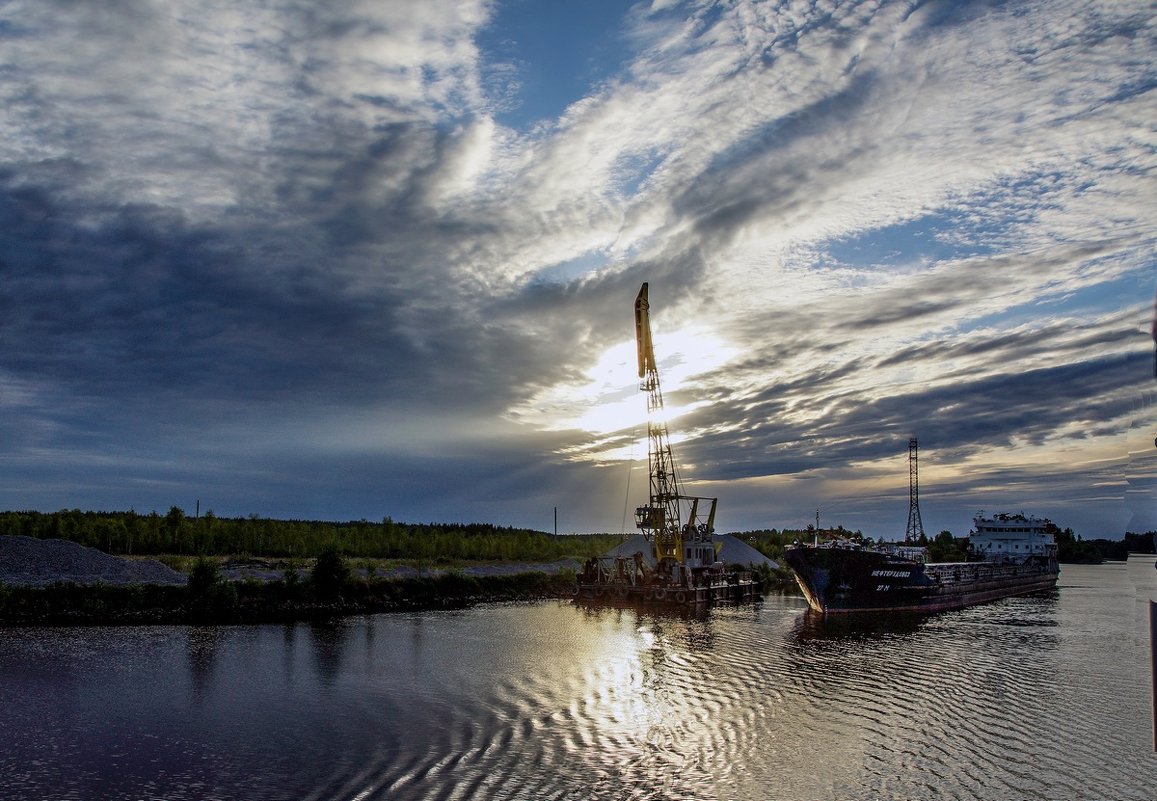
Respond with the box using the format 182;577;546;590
784;513;1060;614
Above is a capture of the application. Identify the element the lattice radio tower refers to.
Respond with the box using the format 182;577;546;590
905;437;926;543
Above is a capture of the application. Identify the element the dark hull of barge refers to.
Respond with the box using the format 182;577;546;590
783;545;1059;615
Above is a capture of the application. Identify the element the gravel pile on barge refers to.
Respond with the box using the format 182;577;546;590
0;535;185;587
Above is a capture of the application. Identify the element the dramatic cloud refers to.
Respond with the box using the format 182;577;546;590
1;0;1153;538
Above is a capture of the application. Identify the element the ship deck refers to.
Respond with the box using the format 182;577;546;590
574;577;760;607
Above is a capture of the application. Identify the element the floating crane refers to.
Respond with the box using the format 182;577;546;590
633;282;720;580
574;283;759;605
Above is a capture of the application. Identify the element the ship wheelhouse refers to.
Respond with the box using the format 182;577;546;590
970;513;1057;562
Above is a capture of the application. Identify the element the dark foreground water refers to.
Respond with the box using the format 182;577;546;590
3;561;1155;801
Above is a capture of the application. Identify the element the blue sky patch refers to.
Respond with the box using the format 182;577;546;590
478;0;636;130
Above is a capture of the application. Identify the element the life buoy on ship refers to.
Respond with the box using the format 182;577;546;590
570;585;580;596
595;585;606;597
654;589;667;601
675;591;686;604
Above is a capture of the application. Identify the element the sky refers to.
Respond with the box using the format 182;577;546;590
1;0;1155;541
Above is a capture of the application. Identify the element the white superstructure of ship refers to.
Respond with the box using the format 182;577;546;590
970;513;1058;563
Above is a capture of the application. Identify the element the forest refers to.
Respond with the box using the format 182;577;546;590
2;509;1151;566
0;508;620;563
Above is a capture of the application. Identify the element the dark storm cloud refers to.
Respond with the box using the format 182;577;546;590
0;1;537;507
673;348;1137;487
0;2;539;419
660;298;1142;483
875;315;1136;371
0;172;412;404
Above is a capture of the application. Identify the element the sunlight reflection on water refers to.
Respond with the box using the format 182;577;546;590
1;565;1154;800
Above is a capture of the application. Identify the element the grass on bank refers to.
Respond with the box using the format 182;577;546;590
0;548;581;626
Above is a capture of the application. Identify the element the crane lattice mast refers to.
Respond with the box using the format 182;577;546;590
633;283;716;567
905;437;926;543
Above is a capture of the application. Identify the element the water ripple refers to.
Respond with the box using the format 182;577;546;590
2;574;1153;801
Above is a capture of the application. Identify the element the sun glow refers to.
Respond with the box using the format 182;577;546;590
510;325;739;461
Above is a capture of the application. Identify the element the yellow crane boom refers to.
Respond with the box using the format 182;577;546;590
633;283;717;571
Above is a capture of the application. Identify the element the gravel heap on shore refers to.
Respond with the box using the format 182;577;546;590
0;536;186;587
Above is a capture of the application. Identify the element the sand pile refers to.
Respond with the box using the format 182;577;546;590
0;535;186;587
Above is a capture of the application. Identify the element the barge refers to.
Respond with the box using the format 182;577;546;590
575;545;761;607
784;513;1060;614
575;283;760;607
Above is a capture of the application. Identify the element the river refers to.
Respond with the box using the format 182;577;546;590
2;560;1155;800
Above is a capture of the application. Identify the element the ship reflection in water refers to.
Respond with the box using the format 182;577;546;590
791;607;927;641
0;564;1151;801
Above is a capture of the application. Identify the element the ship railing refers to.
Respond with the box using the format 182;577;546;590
689;567;753;589
928;559;1055;586
811;538;892;554
888;545;928;563
591;555;649;587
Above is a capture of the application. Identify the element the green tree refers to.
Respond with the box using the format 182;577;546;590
166;506;187;553
188;556;222;598
199;509;217;554
927;530;968;562
1054;526;1101;564
311;546;351;602
187;555;237;619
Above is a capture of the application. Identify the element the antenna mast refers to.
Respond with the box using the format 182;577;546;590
905;437;926;543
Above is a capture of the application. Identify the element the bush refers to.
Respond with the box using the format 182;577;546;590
311;546;350;601
188;557;221;597
187;556;238;620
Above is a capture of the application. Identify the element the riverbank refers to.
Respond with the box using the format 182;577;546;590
0;570;578;626
0;534;586;625
0;535;789;625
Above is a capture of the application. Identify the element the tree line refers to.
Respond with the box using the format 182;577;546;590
734;525;865;563
1052;529;1155;563
4;508;1150;565
0;508;620;562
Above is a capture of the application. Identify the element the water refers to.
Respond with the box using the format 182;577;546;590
2;562;1154;801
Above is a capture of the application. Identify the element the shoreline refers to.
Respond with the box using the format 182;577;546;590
0;570;579;627
0;535;792;626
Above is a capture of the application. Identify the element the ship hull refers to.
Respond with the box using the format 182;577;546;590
784;544;1059;614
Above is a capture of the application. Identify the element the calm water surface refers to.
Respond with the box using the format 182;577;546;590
2;561;1155;800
